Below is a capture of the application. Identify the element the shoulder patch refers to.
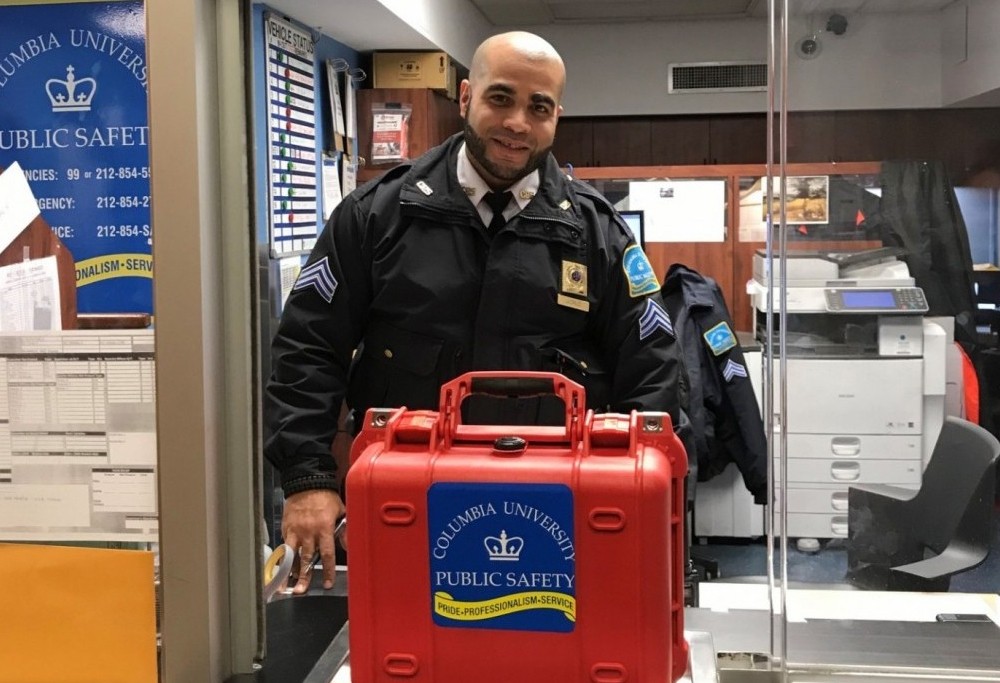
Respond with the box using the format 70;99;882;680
292;256;337;303
638;298;674;341
722;358;748;382
703;321;737;356
622;245;660;297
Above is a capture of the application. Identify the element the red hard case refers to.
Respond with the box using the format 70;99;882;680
346;372;688;683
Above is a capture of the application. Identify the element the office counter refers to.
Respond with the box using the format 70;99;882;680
228;578;1000;683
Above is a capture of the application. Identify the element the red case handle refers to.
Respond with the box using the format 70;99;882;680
438;371;586;447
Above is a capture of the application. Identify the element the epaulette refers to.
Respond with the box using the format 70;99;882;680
353;162;414;201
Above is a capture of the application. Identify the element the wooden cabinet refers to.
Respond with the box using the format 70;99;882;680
592;114;768;166
356;88;462;183
555;108;999;178
650;117;711;165
592;118;651;166
551;118;594;167
709;115;768;164
354;103;997;182
787;112;837;163
826;109;993;179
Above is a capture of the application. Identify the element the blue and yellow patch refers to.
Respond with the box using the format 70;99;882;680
622;245;660;298
703;321;737;356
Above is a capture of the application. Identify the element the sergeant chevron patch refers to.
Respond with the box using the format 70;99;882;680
292;256;337;303
722;358;748;382
638;298;674;341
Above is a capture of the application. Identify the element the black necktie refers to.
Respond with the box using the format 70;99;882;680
484;191;513;233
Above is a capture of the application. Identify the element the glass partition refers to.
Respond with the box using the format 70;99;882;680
773;0;1000;678
581;6;1000;679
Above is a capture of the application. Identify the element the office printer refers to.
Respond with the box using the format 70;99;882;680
750;247;934;355
744;247;949;542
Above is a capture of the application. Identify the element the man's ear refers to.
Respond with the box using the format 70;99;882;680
459;80;471;118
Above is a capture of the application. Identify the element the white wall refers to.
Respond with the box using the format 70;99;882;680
377;0;492;67
524;13;944;116
942;0;1000;106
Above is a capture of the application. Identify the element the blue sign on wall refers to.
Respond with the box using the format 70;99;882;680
0;1;152;314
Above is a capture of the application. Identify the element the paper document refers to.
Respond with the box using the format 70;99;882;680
0;255;61;331
346;73;358;144
279;256;301;308
628;180;726;243
327;60;347;151
0;162;41;255
342;157;357;196
0;330;158;542
322;155;343;221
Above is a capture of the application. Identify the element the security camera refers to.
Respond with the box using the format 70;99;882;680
800;37;820;55
826;13;848;36
795;35;822;59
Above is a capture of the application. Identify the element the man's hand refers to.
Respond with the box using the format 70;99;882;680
281;489;345;594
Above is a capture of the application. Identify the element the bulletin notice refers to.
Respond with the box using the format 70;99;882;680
264;13;319;257
0;329;157;542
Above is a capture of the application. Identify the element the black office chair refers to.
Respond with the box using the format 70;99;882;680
846;416;1000;591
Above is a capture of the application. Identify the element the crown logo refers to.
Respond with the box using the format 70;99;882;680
484;530;523;561
46;65;97;113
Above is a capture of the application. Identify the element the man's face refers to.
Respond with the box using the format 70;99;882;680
459;49;564;189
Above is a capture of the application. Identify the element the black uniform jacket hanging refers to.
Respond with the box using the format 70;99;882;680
876;160;978;344
662;264;768;504
264;134;685;496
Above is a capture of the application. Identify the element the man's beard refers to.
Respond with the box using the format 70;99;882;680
463;119;551;186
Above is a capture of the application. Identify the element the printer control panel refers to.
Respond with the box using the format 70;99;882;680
824;287;929;314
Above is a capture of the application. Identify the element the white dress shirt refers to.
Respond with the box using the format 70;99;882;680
457;142;540;227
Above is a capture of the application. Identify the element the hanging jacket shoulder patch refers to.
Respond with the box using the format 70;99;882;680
703;321;737;356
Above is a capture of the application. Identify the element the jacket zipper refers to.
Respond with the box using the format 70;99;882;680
517;212;582;232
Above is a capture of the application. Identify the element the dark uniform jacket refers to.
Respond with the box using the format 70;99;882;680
877;160;979;345
264;134;685;496
662;264;767;504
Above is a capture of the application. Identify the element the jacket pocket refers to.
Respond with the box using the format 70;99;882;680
348;320;444;412
540;345;612;412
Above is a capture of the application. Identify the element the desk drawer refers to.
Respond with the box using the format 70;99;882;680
784;433;921;461
781;487;849;514
774;512;849;539
775;485;917;514
775;458;921;486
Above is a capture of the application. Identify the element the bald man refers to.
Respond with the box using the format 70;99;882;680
264;32;684;591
